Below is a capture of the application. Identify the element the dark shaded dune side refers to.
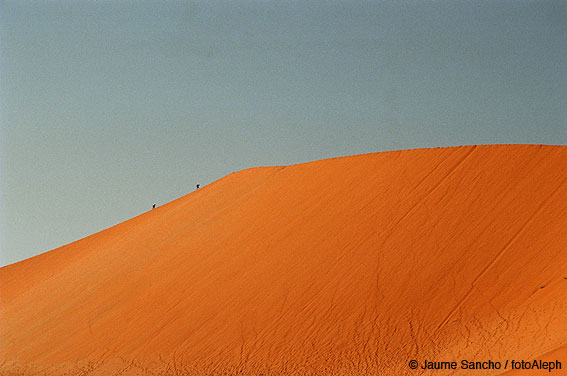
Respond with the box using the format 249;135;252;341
1;145;566;375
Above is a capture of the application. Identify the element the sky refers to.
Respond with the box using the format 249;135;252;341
1;0;566;266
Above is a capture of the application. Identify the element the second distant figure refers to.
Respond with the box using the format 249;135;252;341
196;184;200;189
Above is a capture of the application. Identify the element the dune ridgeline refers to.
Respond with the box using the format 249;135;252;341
1;144;566;376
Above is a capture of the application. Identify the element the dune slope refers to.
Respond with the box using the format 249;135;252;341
1;145;566;376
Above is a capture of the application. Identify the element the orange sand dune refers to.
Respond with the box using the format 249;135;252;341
1;145;566;376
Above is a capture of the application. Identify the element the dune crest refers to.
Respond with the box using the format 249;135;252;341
2;145;566;375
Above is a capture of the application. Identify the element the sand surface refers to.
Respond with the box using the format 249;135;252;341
1;144;566;375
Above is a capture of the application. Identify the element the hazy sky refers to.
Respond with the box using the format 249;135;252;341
1;0;566;266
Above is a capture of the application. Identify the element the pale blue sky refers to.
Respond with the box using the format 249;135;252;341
1;0;566;266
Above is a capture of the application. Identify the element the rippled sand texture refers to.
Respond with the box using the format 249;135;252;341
1;145;566;375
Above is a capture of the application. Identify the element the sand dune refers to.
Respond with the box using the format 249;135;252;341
1;144;566;375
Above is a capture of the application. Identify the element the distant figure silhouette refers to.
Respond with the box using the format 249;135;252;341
152;203;156;209
196;184;200;189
